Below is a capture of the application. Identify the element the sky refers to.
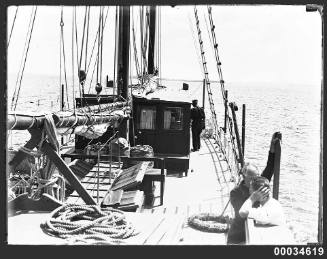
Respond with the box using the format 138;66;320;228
7;5;322;87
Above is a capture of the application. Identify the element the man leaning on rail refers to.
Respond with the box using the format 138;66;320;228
227;132;282;245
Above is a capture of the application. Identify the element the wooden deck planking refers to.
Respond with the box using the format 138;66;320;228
64;137;235;244
8;137;235;245
136;138;235;245
143;214;178;245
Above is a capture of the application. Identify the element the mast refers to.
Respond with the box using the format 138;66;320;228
116;6;130;99
116;6;130;139
147;6;156;75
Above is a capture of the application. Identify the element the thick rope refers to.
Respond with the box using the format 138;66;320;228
40;204;139;245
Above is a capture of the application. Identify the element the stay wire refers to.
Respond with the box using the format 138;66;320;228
99;6;104;86
85;7;109;78
11;6;37;112
85;6;90;71
187;12;204;76
7;6;19;49
59;10;62;110
113;6;119;94
79;6;88;72
71;7;76;112
60;7;70;110
74;6;83;99
11;6;34;111
96;7;101;84
139;7;143;81
131;7;141;78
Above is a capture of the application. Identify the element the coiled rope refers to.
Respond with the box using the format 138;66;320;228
40;204;139;245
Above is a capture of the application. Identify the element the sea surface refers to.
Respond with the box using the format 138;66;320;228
7;74;321;244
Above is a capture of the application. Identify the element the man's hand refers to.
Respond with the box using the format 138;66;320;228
250;186;269;203
269;132;282;153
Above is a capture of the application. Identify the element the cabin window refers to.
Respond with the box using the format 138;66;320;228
163;107;183;130
139;106;156;129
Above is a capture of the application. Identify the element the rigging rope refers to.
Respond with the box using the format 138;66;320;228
193;6;238;179
113;6;119;94
85;6;90;71
131;7;141;79
158;6;162;84
73;6;83;99
206;6;240;172
87;6;110;94
142;7;150;76
85;6;110;80
139;7;143;82
11;6;37;111
88;50;99;94
99;7;105;86
71;8;76;112
187;12;204;76
60;7;70;110
79;6;88;72
7;6;19;48
96;7;101;84
207;6;227;102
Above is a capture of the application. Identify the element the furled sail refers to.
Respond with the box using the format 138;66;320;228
8;101;131;135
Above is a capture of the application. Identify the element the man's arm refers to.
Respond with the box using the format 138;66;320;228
261;133;281;181
261;151;275;181
245;200;286;226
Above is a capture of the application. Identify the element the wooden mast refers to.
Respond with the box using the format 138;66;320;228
147;6;156;75
116;6;130;139
116;6;130;100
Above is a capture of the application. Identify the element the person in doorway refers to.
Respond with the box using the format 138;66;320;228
239;176;286;226
190;99;205;151
227;132;281;245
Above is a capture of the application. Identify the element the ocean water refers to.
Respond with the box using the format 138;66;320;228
7;74;321;244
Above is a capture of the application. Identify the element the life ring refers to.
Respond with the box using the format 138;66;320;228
187;213;230;233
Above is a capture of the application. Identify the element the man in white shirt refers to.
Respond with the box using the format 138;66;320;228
239;176;286;226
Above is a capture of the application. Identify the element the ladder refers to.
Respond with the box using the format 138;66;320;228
206;6;243;168
193;6;240;183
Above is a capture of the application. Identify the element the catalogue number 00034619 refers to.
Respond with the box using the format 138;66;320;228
274;246;324;256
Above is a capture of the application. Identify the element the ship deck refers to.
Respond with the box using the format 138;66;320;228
8;138;235;245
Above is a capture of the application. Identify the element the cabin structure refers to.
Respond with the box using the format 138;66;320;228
132;95;191;176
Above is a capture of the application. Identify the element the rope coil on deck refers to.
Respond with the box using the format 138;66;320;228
187;213;231;233
40;204;139;245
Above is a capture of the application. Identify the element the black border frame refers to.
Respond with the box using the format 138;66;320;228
1;0;325;255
